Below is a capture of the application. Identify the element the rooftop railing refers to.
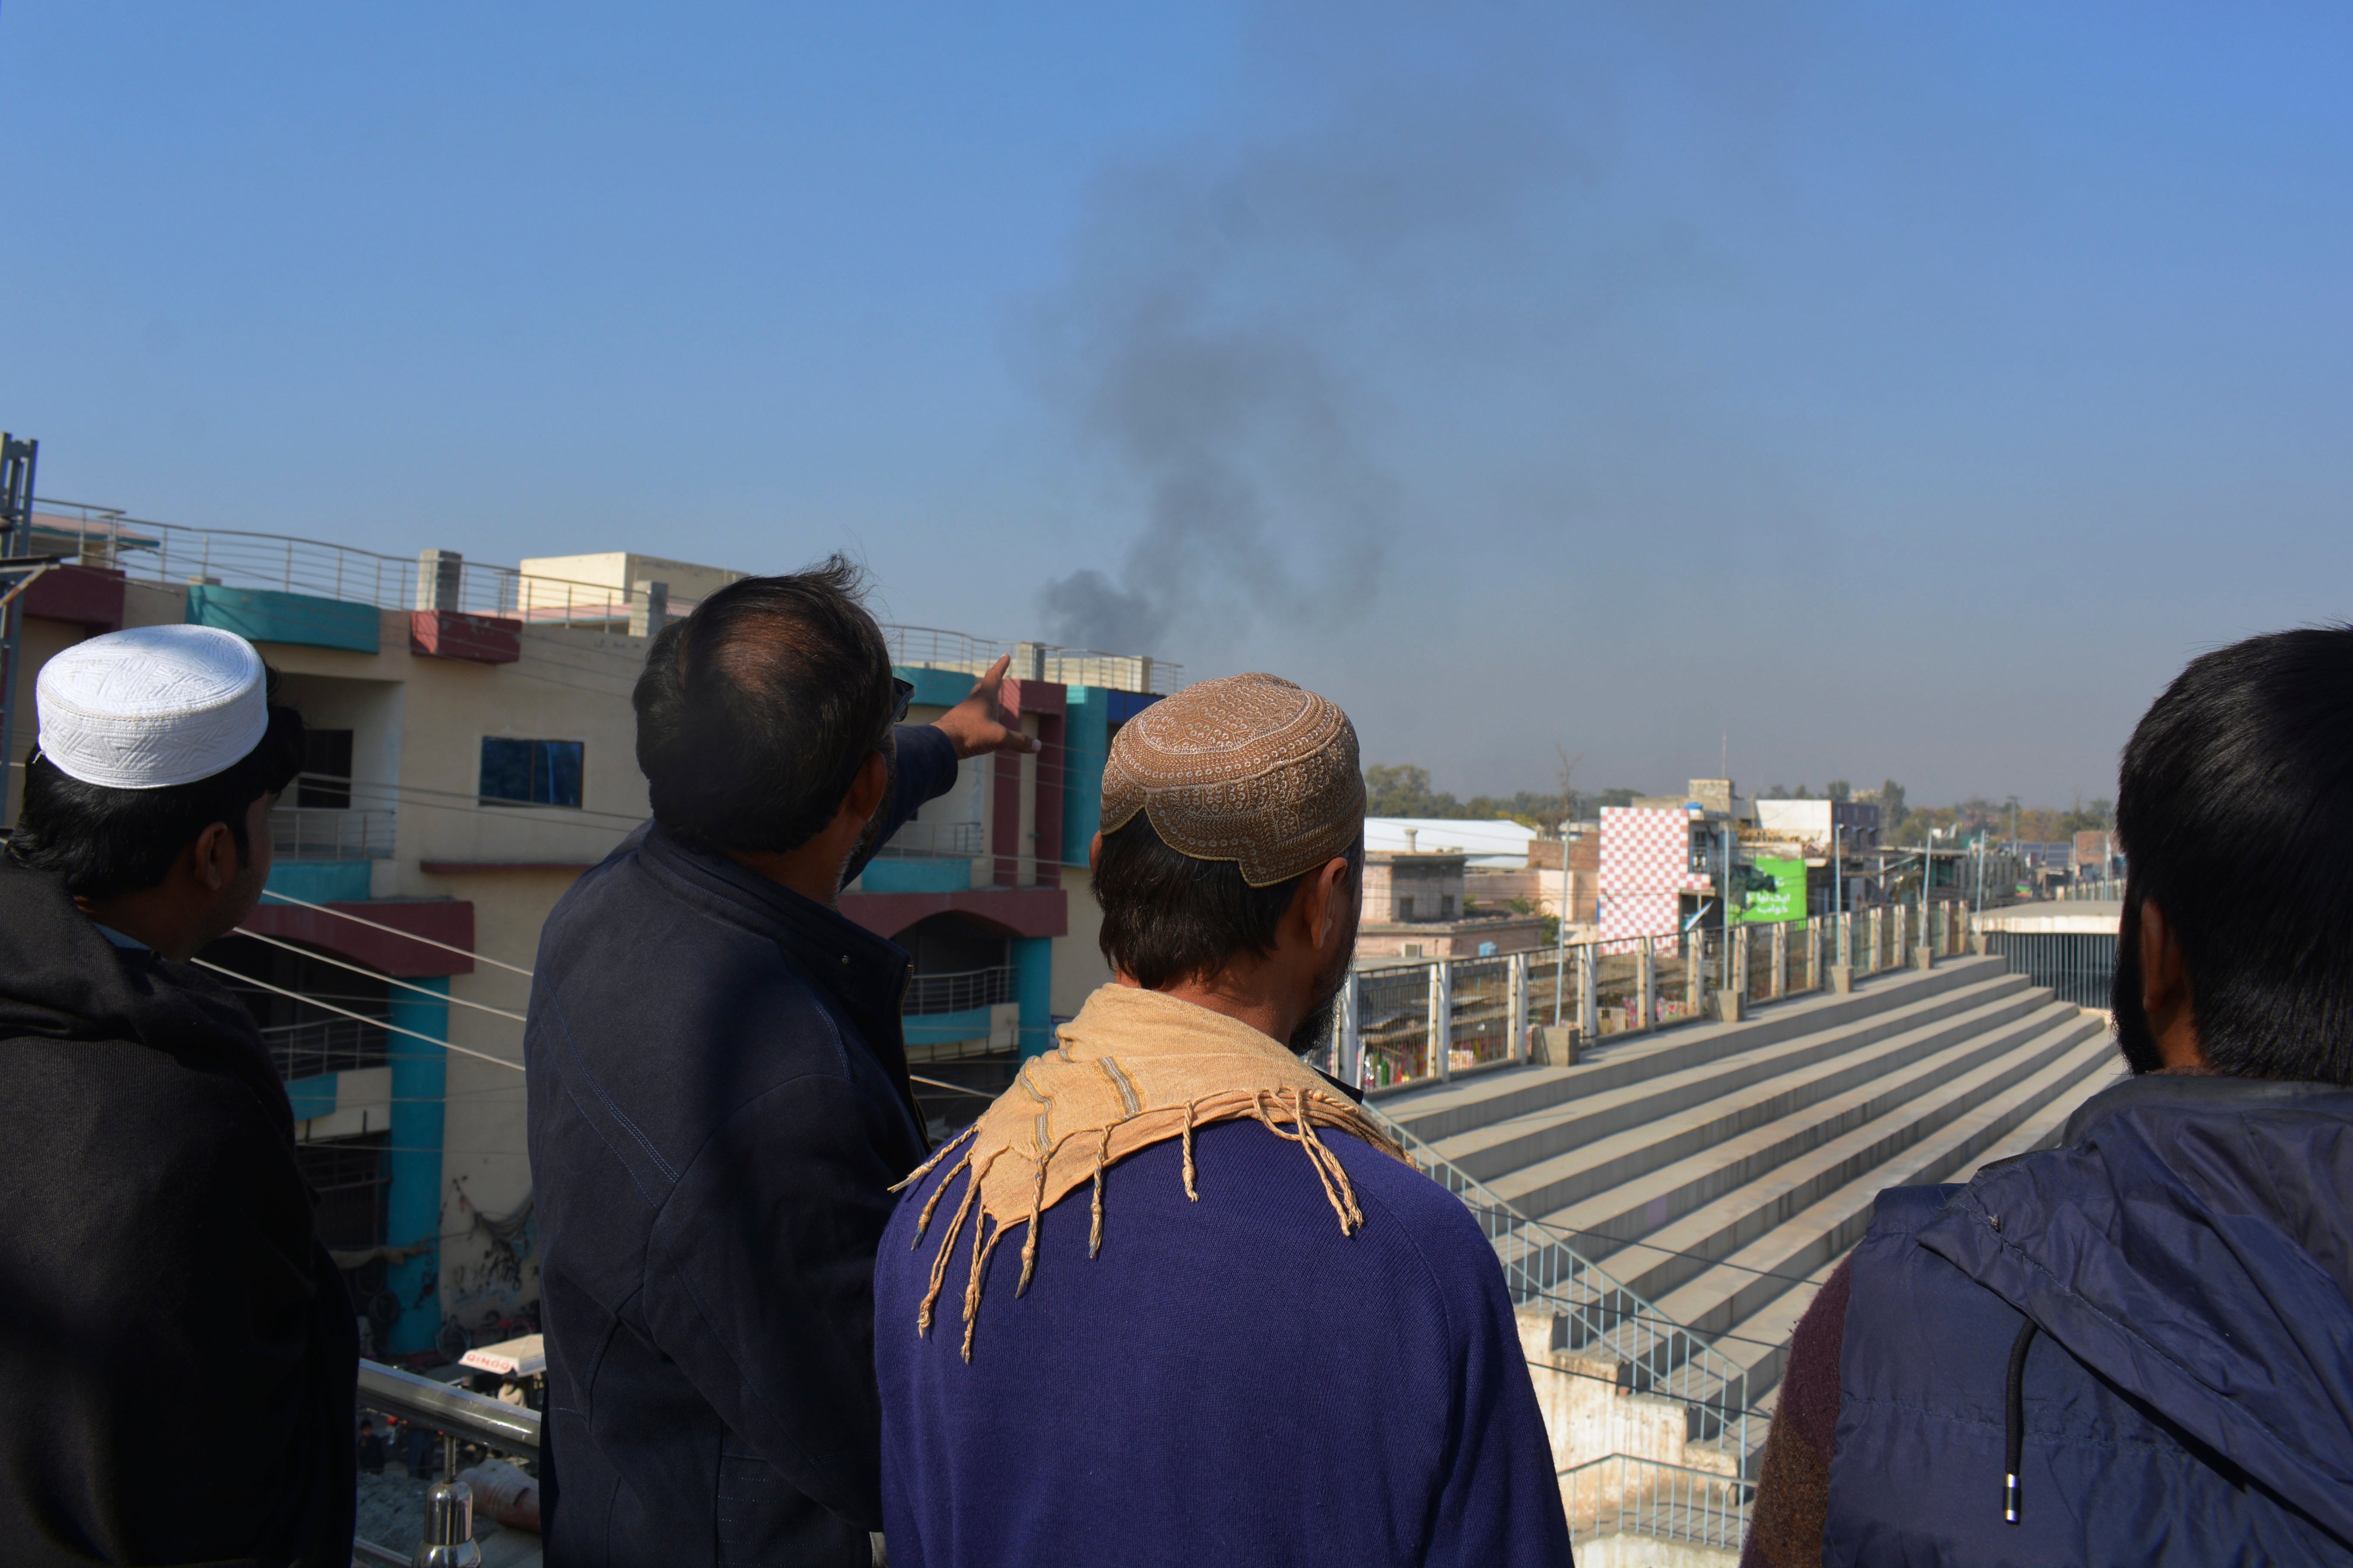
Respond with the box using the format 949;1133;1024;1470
31;498;1182;690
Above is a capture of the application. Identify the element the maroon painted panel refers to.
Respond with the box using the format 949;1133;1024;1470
838;885;1068;941
997;675;1066;717
241;898;476;978
993;750;1021;888
22;565;125;630
1032;712;1064;887
409;609;522;665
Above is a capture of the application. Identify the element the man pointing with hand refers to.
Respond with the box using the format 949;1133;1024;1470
526;559;1036;1568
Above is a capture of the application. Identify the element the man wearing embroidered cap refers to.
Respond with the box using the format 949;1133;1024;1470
875;673;1572;1567
0;625;358;1564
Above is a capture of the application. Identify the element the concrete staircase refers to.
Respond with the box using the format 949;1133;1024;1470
1378;955;2120;1454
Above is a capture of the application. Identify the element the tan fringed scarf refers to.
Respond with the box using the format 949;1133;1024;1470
891;983;1409;1360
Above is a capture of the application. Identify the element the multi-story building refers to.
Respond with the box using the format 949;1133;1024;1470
5;505;1171;1361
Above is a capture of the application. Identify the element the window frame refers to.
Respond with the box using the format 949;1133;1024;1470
478;736;588;809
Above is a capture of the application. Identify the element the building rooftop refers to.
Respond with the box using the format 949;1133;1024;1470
28;498;1180;693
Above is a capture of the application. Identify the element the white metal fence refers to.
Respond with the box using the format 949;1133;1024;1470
1333;905;1977;1096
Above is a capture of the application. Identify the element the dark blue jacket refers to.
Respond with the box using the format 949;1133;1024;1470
1826;1074;2353;1566
526;725;956;1568
875;1115;1575;1568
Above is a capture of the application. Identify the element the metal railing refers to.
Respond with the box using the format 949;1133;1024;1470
2058;877;2124;901
357;1359;540;1461
1560;1454;1753;1551
1340;908;1977;1096
904;964;1016;1016
32;497;1184;689
1364;1103;1760;1462
271;805;396;861
264;1016;387;1079
883;623;1184;695
873;819;984;859
1984;929;2117;1009
30;501;671;628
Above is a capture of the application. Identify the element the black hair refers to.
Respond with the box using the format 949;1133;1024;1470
2113;626;2353;1084
1093;812;1362;990
9;681;305;901
632;556;898;854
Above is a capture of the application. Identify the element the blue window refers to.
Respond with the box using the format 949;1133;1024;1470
480;738;583;807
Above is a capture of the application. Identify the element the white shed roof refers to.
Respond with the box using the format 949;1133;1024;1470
1366;818;1537;869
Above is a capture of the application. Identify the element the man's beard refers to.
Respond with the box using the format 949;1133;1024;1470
2111;893;2164;1075
835;739;900;895
1289;937;1357;1055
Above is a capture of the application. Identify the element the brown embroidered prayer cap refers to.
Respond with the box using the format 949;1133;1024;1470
1100;672;1364;886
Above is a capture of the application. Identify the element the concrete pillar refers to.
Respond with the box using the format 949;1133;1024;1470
415;549;463;611
1013;936;1055;1061
1577;943;1599;1039
1337;972;1362;1087
1685;934;1704;1021
1430;961;1453;1081
1869;907;1884;974
1715;988;1745;1023
629;578;669;639
385;978;449;1356
1638;939;1655;1033
1508;952;1529;1065
1771;921;1787;999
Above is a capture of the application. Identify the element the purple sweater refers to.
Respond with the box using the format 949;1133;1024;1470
875;1117;1575;1568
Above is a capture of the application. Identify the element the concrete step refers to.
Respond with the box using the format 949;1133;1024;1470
1605;1005;2110;1309
1650;1022;2115;1407
1430;969;2034;1187
1382;956;2013;1145
1486;982;2062;1236
1953;1049;2126;1181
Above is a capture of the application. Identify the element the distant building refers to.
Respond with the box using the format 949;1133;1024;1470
1356;849;1547;963
1597;797;1726;946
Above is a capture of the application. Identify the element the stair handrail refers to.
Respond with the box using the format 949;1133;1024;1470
1362;1101;1762;1455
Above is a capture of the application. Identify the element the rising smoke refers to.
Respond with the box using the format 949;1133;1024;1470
1024;27;1578;659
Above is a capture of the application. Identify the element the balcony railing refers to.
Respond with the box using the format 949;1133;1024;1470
264;1017;387;1081
873;819;984;859
270;805;395;861
905;964;1016;1017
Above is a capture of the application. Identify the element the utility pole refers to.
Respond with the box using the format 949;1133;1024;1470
0;435;39;826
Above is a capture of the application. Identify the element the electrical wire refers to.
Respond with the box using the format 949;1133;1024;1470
190;959;525;1072
255;888;536;976
225;928;529;1021
907;1073;998;1099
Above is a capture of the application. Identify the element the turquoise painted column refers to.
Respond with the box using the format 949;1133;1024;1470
1014;936;1055;1061
1062;686;1109;866
384;976;449;1355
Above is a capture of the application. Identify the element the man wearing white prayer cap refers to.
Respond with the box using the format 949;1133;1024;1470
0;624;358;1566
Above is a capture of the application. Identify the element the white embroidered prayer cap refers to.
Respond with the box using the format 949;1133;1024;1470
36;625;269;789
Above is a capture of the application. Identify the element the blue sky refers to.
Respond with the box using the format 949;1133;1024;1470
7;3;2352;805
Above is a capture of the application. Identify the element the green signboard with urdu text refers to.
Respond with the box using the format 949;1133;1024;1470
1735;856;1807;924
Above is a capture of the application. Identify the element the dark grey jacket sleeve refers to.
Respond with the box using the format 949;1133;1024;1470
845;724;961;885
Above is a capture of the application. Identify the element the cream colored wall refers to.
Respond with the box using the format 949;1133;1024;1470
518;551;742;609
205;607;651;1337
430;867;577;1326
1052;861;1111;1016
